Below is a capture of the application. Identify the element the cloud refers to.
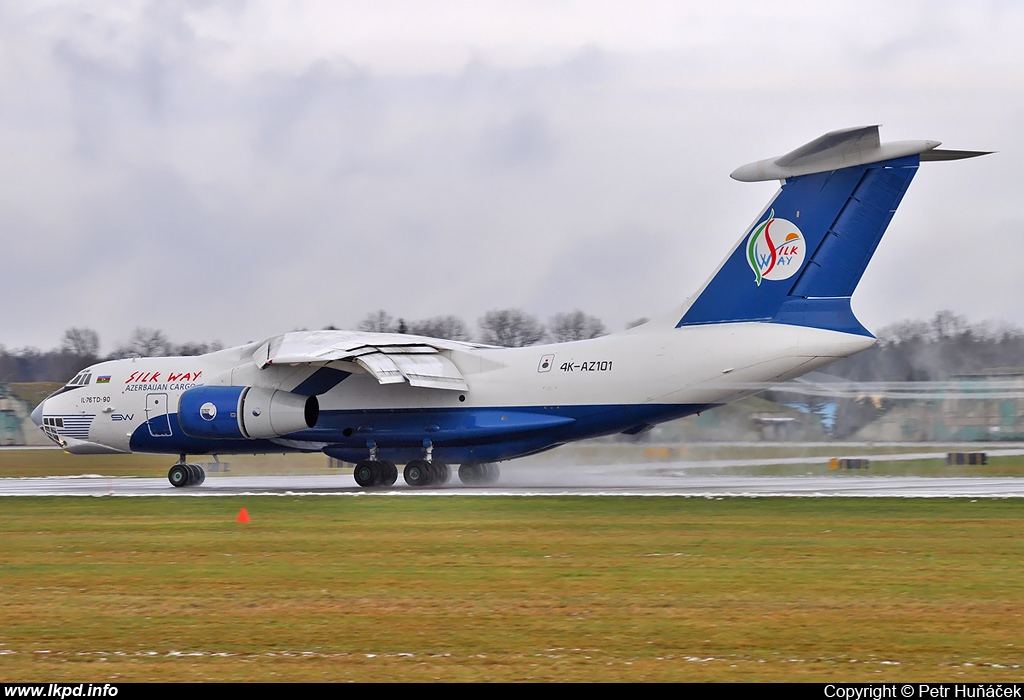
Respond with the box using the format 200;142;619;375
1;1;1023;352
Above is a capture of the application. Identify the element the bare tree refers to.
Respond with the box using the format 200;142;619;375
548;310;606;342
409;315;471;341
114;328;171;358
358;310;396;333
60;328;100;360
173;341;224;356
478;309;546;347
829;310;1024;382
625;317;650;329
932;309;969;340
877;319;932;346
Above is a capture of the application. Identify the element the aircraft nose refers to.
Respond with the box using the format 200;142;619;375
31;400;44;427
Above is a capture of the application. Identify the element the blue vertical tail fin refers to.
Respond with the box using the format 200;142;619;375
676;126;989;335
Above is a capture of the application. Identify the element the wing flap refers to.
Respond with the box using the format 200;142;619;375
379;345;438;355
354;353;406;384
253;330;471;391
390;354;469;391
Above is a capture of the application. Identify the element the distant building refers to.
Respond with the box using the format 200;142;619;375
939;369;1024;441
855;368;1024;442
0;384;52;446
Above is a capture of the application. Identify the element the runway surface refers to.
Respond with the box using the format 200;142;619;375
3;463;1024;497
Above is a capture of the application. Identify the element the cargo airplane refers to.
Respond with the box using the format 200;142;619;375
32;126;987;488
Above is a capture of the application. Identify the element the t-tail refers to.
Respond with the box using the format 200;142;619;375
676;125;990;336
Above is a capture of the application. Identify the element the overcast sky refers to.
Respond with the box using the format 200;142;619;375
1;1;1021;353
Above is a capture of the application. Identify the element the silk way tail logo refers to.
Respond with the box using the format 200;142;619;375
746;209;806;285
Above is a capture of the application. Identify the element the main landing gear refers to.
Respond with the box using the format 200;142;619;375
168;455;206;488
457;463;500;486
403;459;450;487
351;441;498;489
351;460;500;488
350;458;455;488
399;440;451;488
353;459;399;488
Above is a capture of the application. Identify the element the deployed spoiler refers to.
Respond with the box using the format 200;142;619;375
730;125;991;182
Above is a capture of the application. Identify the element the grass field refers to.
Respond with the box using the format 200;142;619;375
1;496;1022;682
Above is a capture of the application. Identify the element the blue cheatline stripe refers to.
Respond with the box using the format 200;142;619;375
129;402;717;463
677;155;919;335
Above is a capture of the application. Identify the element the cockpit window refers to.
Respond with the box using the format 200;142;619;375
66;371;93;387
47;369;94;399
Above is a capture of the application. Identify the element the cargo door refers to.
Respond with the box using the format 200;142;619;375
146;393;173;437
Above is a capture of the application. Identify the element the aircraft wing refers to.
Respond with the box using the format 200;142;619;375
252;330;473;391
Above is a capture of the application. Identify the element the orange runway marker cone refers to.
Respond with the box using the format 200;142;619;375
236;507;250;523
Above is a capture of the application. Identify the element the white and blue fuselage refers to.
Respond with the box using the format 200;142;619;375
32;126;987;486
33;321;873;464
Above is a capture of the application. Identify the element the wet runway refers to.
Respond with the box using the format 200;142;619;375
3;463;1024;498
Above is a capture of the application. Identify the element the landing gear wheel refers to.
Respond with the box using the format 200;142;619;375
168;464;190;488
194;465;206;486
404;460;432;487
379;461;398;487
354;460;382;488
433;461;451;485
458;463;500;485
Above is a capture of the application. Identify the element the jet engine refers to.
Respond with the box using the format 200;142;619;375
178;386;319;440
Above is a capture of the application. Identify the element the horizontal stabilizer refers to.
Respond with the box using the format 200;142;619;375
920;149;993;161
731;125;940;182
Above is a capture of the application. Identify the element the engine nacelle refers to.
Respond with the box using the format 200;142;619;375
178;386;319;440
